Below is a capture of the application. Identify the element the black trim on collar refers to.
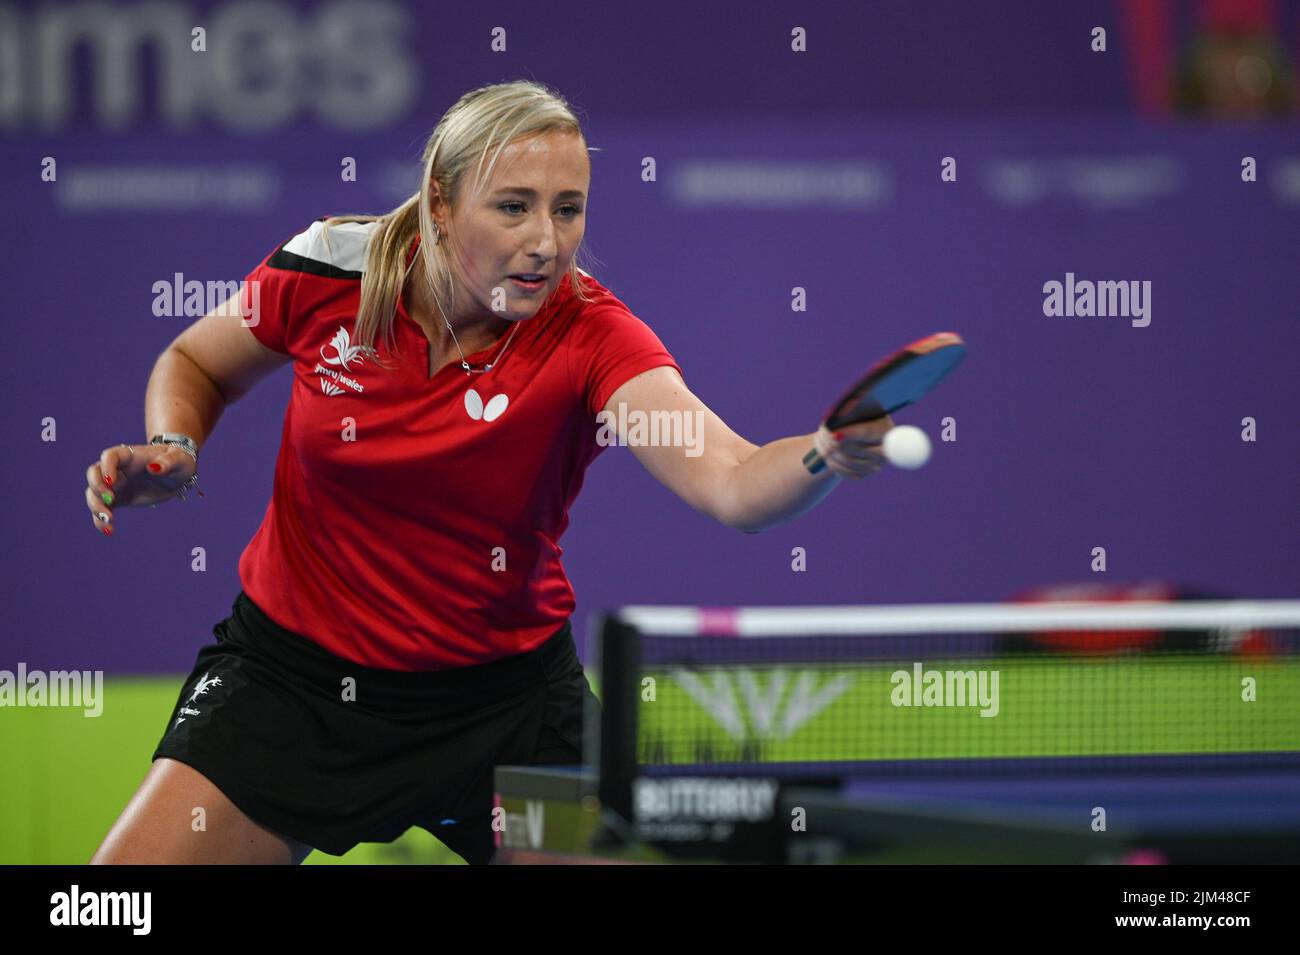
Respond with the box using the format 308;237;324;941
266;243;363;280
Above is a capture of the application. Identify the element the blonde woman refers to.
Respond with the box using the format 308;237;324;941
87;80;887;865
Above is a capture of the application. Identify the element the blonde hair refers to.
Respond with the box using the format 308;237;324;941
323;80;597;369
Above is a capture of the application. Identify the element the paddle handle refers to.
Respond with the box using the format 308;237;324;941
802;447;828;474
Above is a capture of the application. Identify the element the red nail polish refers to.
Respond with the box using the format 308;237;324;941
834;431;845;441
103;474;113;487
148;462;162;473
102;525;113;536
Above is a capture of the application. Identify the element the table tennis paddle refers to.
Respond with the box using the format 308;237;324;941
803;331;966;474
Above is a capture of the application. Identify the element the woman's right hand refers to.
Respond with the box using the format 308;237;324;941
84;443;198;536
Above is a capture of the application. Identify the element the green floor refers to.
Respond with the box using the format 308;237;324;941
0;678;463;865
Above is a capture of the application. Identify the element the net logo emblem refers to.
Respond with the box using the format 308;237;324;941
671;668;853;740
49;886;151;935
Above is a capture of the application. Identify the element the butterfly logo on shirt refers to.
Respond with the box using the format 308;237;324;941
464;388;509;422
314;326;375;397
319;326;375;371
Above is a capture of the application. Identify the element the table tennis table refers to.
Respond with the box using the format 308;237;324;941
493;602;1300;864
492;756;1300;864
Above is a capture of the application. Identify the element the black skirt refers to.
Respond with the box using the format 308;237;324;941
152;591;596;863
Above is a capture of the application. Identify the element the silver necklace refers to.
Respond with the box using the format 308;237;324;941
444;318;520;375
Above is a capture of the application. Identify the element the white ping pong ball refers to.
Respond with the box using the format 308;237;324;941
882;425;932;470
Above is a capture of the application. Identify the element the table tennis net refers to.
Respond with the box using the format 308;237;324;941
592;602;1300;778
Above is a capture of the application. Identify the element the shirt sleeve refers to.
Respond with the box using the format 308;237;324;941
569;302;683;419
240;240;301;356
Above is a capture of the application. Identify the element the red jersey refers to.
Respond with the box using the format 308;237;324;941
235;219;681;669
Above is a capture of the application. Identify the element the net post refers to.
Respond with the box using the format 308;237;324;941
595;611;640;827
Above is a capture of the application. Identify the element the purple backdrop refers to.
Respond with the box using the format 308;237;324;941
3;0;1298;672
